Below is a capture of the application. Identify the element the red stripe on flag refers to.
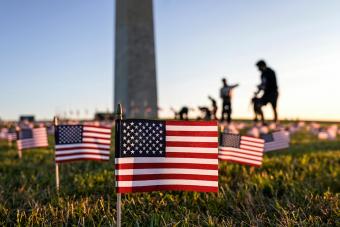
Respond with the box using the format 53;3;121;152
116;163;218;170
166;121;217;126
166;141;217;148
166;131;218;137
55;152;110;157
117;185;218;193
116;174;218;181
56;146;110;151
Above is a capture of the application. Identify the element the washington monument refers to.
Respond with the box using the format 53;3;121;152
114;0;158;118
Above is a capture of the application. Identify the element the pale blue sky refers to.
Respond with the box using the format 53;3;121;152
0;0;339;121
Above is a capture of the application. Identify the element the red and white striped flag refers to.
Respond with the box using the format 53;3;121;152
54;125;112;163
17;127;48;150
219;133;264;167
7;132;17;142
115;120;219;193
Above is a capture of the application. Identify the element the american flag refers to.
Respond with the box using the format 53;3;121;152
261;130;290;152
7;129;17;142
17;127;48;150
219;133;265;167
115;120;219;193
54;125;112;163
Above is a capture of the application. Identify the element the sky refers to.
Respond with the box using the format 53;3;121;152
0;0;340;121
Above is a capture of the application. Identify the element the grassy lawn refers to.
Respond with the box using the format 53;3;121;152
0;130;339;226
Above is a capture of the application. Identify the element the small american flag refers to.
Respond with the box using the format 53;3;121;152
7;129;17;142
55;125;112;163
261;131;290;152
17;127;48;150
219;133;264;167
115;120;219;193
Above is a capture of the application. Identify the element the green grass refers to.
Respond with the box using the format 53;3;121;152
0;131;339;226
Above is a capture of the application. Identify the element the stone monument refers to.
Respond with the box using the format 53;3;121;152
114;0;158;118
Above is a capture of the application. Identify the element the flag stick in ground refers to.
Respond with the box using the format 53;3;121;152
54;117;60;192
115;104;122;227
16;126;22;159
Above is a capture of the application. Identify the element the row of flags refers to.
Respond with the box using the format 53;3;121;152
0;116;335;226
0;119;294;194
1;120;338;141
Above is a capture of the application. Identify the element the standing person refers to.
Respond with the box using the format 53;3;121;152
208;96;218;120
220;78;239;123
254;60;279;124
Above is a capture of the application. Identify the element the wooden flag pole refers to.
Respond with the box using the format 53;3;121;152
115;104;123;227
16;126;22;159
54;117;60;192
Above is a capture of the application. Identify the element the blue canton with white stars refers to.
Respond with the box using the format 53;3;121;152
260;133;274;143
118;120;166;157
221;133;241;148
20;129;33;139
55;125;83;145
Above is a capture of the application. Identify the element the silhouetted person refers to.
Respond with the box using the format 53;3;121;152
171;107;189;120
198;106;211;120
208;96;218;120
179;107;189;120
220;78;239;123
255;60;279;124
